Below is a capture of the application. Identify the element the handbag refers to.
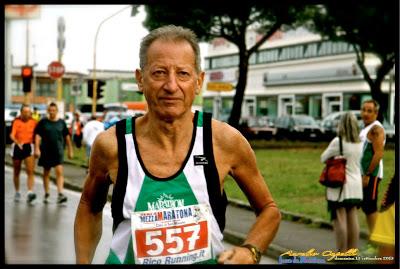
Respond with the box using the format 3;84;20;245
319;136;346;188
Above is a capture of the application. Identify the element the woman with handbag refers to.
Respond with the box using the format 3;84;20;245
320;112;363;252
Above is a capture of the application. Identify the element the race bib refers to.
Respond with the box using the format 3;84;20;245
131;204;212;264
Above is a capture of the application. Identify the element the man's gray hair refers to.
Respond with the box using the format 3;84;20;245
362;99;380;112
139;25;201;73
337;111;361;143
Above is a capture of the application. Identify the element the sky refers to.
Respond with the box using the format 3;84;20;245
7;5;209;74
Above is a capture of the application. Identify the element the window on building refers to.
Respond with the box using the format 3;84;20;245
12;80;23;96
309;95;322;120
221;98;233;115
249;53;257;65
257;49;279;63
257;96;277;118
211;55;239;69
295;95;309;114
204;58;211;70
279;45;304;61
343;93;361;111
304;43;318;58
203;98;213;114
36;81;55;97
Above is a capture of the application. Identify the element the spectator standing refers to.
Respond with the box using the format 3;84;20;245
34;102;73;204
71;111;84;148
321;112;363;252
9;104;38;204
359;99;386;233
31;106;41;122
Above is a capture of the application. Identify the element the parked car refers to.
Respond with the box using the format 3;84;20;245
5;107;20;144
243;116;276;139
103;111;132;129
383;121;396;142
320;110;362;140
275;114;323;140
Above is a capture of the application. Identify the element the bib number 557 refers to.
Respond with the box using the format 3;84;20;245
135;221;208;257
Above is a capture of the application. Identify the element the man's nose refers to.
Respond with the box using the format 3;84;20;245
164;72;179;92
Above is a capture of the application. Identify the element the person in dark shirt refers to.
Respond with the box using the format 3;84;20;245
34;102;73;204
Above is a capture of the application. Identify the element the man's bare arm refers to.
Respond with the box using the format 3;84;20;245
74;130;116;263
367;125;385;174
215;123;281;263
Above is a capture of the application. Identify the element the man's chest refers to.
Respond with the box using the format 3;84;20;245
140;147;189;178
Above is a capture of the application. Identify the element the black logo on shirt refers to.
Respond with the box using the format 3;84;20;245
194;155;208;165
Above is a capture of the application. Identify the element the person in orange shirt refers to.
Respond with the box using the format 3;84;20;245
71;112;84;148
10;104;38;204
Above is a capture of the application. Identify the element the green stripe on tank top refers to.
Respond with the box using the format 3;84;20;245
134;172;198;211
197;111;203;127
105;236;136;264
125;117;133;134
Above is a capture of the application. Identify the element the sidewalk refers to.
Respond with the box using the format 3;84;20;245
4;152;369;262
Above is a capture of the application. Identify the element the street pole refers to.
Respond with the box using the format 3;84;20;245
57;17;65;102
92;5;131;115
57;50;63;101
25;19;30;104
5;18;12;105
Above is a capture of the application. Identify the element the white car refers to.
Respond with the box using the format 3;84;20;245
5;107;20;144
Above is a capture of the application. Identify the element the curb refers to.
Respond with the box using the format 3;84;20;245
228;198;369;240
222;228;286;261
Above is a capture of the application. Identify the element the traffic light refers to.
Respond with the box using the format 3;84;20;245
21;65;33;93
87;79;105;100
87;79;94;98
97;80;105;100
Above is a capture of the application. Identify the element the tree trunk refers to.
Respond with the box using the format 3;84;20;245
356;59;391;122
228;46;249;129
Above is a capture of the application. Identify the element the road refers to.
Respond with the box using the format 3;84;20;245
4;165;276;264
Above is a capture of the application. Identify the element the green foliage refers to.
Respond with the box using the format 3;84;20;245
311;3;396;60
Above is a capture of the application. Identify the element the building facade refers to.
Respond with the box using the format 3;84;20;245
202;28;396;125
9;67;143;113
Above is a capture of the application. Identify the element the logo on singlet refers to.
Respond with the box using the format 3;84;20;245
147;193;185;211
193;155;208;165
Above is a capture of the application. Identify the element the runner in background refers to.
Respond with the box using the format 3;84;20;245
9;104;38;204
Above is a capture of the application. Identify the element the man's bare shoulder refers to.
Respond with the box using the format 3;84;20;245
369;124;385;139
211;119;250;151
92;126;118;157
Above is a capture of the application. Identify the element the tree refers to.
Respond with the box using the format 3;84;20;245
141;3;310;128
308;3;396;121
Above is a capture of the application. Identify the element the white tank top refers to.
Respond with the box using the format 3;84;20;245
106;111;227;264
359;120;385;178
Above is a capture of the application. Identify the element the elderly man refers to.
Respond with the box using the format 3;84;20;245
359;99;386;233
74;25;281;264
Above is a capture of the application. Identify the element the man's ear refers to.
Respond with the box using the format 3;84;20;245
195;71;205;95
135;69;144;93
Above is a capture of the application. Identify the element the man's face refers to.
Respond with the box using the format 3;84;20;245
136;39;204;120
361;102;378;125
20;107;31;121
48;105;58;120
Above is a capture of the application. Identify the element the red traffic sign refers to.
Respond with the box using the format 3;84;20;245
48;61;65;79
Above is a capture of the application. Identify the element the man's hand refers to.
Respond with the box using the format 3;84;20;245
17;143;23;150
217;247;256;264
68;149;74;159
34;148;41;158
